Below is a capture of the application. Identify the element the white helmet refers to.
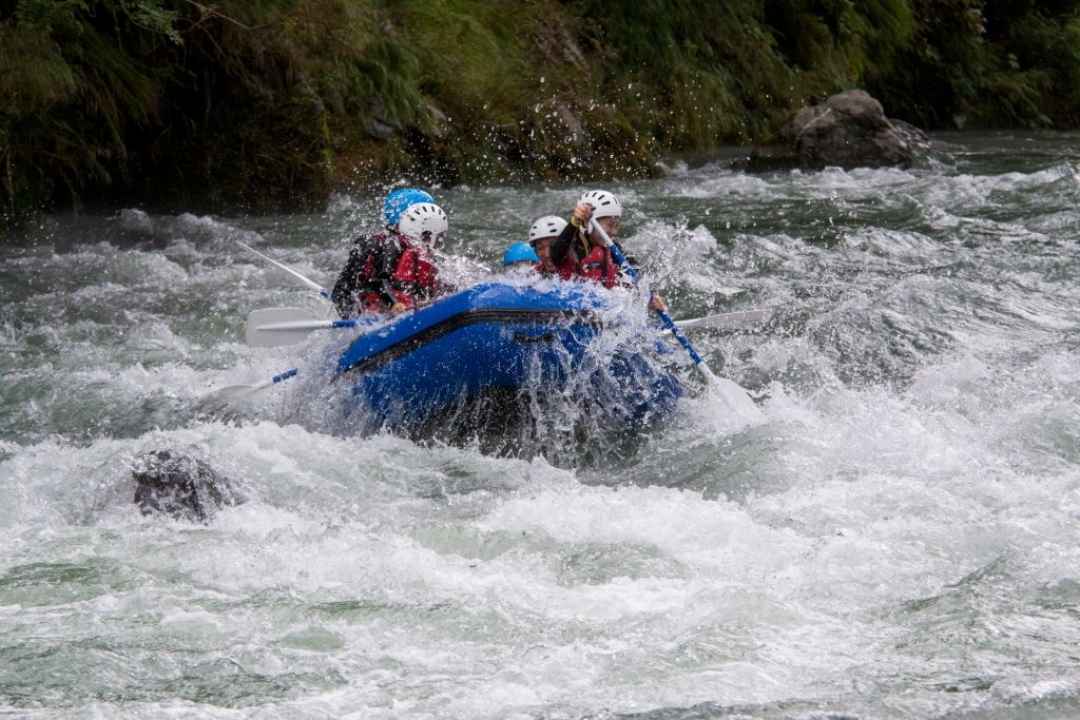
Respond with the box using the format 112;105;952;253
398;202;448;244
528;215;567;244
579;190;622;219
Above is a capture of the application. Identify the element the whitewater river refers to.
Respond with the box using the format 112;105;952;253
3;132;1080;719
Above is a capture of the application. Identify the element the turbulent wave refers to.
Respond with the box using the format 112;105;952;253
2;133;1080;718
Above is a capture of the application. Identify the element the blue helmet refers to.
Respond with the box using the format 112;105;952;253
503;242;540;266
383;188;434;227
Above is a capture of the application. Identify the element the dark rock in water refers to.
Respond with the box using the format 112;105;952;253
740;89;929;171
890;117;932;156
132;450;243;523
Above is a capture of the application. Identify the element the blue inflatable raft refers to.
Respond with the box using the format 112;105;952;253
334;281;683;430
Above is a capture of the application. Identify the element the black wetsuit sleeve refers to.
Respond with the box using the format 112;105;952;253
550;220;582;268
331;240;368;318
377;237;402;284
331;234;396;318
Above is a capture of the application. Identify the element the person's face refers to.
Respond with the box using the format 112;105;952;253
533;237;553;261
596;216;620;239
418;230;446;249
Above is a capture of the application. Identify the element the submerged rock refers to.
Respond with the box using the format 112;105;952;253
741;89;930;171
132;450;243;523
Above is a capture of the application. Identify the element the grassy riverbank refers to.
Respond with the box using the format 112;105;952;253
3;0;1080;222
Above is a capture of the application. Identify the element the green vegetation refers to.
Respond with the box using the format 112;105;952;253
3;0;1080;222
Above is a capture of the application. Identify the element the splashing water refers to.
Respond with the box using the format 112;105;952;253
268;278;690;466
3;132;1080;718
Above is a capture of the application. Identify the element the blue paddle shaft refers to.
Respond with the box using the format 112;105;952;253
606;242;639;282
589;218;711;372
655;310;705;365
271;368;298;384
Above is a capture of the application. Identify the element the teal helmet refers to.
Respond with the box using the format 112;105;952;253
383;188;434;227
503;242;540;266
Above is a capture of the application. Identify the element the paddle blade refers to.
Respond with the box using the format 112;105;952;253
687;371;765;435
196;368;298;417
701;370;764;424
202;384;259;404
194;384;262;419
245;307;324;347
676;307;774;333
715;377;763;417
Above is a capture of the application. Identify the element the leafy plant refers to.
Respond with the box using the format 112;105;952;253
6;0;1080;224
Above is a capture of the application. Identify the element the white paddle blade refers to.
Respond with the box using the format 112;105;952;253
676;308;774;332
712;377;763;419
690;364;765;429
195;384;263;419
245;307;324;347
196;367;298;416
200;383;258;405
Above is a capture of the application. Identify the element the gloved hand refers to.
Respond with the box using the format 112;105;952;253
571;202;594;227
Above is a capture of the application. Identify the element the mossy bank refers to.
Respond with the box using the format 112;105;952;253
4;0;1080;223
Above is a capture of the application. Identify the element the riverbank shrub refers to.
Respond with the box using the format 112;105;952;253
4;0;1080;223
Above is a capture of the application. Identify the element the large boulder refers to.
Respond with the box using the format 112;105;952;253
132;450;243;523
743;90;929;171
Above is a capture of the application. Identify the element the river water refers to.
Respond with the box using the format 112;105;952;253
3;132;1080;719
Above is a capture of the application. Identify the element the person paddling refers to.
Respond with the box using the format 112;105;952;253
550;190;629;288
550;189;667;310
527;215;567;275
331;188;446;317
384;202;451;312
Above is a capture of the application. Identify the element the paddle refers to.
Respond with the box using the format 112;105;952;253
245;307;362;347
237;240;486;303
236;240;331;300
243;299;770;349
197;367;299;414
587;218;719;381
588;217;763;419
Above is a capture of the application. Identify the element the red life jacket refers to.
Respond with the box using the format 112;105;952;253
388;239;439;309
576;245;619;288
556;243;619;288
331;232;441;316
